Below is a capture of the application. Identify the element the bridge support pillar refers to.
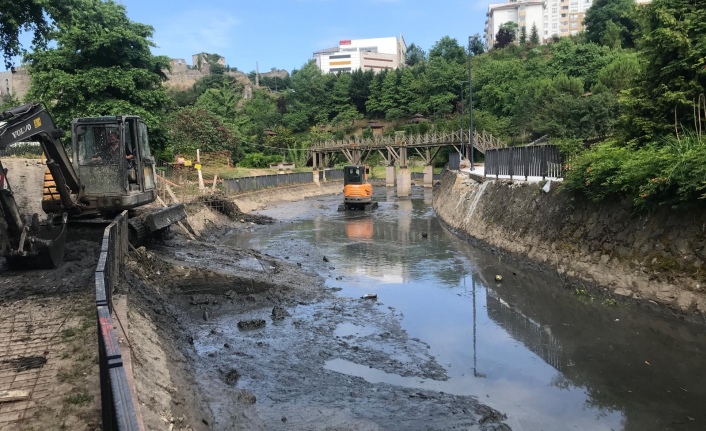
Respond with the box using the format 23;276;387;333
386;165;396;187
396;166;411;197
423;165;434;188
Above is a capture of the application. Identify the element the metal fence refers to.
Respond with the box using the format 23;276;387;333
321;168;343;181
95;212;140;430
222;169;344;194
484;145;565;180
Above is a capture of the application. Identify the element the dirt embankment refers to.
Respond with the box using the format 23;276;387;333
433;170;706;321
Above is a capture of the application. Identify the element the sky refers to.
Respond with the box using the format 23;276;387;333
3;0;496;74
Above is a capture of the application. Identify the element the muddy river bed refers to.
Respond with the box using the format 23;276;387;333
173;187;705;431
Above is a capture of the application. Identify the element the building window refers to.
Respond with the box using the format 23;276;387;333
552;7;557;12
329;54;351;59
552;23;558;29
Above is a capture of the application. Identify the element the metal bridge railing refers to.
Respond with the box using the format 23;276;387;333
484;145;565;180
95;211;140;430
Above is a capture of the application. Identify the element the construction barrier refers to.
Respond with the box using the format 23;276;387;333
95;211;140;430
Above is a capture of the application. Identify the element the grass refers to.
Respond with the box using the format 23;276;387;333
64;393;94;405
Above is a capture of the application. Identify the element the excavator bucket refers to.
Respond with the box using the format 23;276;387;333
4;217;68;270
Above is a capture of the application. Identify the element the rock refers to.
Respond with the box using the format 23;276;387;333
237;319;266;330
271;305;291;321
224;368;240;385
237;390;257;404
323;256;329;262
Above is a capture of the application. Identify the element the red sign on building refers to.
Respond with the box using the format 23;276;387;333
340;40;351;45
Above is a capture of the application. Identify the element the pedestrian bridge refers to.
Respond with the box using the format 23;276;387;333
310;130;506;197
310;130;506;167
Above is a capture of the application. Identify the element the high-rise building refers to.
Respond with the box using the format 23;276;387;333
485;0;652;48
485;0;545;47
313;36;407;74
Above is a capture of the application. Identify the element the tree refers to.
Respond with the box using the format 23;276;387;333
621;0;706;142
25;0;172;149
529;24;540;45
583;0;638;49
495;22;518;49
429;36;466;65
519;26;527;45
0;0;79;68
406;43;427;67
469;34;485;56
166;107;238;158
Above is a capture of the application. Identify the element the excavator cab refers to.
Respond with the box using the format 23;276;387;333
42;116;157;216
338;165;377;211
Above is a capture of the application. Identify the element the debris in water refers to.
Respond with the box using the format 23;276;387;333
361;293;377;300
495;275;503;282
323;256;330;262
271;305;291;321
224;369;240;385
237;319;266;330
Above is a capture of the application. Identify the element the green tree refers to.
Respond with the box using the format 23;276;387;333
622;0;706;141
349;69;374;114
195;85;239;121
25;0;172;148
0;0;79;68
529;24;540;45
284;61;332;130
406;43;427;67
519;26;527;45
428;36;466;65
495;22;518;49
166;107;238;158
583;0;638;48
469;34;485;56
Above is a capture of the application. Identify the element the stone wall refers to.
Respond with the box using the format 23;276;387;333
432;170;706;319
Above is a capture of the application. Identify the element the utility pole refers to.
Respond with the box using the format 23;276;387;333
468;35;476;171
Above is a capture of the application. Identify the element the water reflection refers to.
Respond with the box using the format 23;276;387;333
228;188;706;431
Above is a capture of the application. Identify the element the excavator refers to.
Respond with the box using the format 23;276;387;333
0;102;187;269
338;165;378;211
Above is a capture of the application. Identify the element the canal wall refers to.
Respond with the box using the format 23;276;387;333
433;170;706;320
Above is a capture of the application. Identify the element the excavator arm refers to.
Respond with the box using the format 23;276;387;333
0;103;83;211
0;103;79;268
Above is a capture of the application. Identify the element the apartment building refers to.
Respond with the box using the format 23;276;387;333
485;0;652;47
485;0;545;48
313;36;407;74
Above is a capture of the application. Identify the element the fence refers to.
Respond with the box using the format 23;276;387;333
95;211;140;430
222;169;344;194
484;145;564;180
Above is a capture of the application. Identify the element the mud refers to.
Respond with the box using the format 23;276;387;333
125;198;510;430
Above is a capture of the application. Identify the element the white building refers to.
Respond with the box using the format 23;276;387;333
485;0;545;48
313;36;407;74
485;0;652;47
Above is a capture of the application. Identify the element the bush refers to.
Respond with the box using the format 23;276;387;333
562;133;706;209
237;152;282;168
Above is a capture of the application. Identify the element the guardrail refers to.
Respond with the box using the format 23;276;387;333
95;211;141;430
484;145;565;180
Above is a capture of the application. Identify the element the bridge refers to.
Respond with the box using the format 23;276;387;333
310;130;506;196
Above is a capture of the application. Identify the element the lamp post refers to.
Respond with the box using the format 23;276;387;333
459;81;469;161
468;35;476;171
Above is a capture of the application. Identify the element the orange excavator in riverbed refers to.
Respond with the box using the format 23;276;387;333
338;165;378;211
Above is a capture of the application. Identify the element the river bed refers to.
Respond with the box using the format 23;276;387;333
212;186;705;431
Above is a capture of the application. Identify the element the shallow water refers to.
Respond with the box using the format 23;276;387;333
225;187;706;431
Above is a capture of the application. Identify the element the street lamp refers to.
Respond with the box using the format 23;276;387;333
468;35;477;171
459;81;469;160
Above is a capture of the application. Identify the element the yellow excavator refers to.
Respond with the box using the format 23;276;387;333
338;165;378;211
0;102;186;268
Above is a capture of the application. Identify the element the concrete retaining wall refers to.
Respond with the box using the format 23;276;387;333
432;170;706;319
